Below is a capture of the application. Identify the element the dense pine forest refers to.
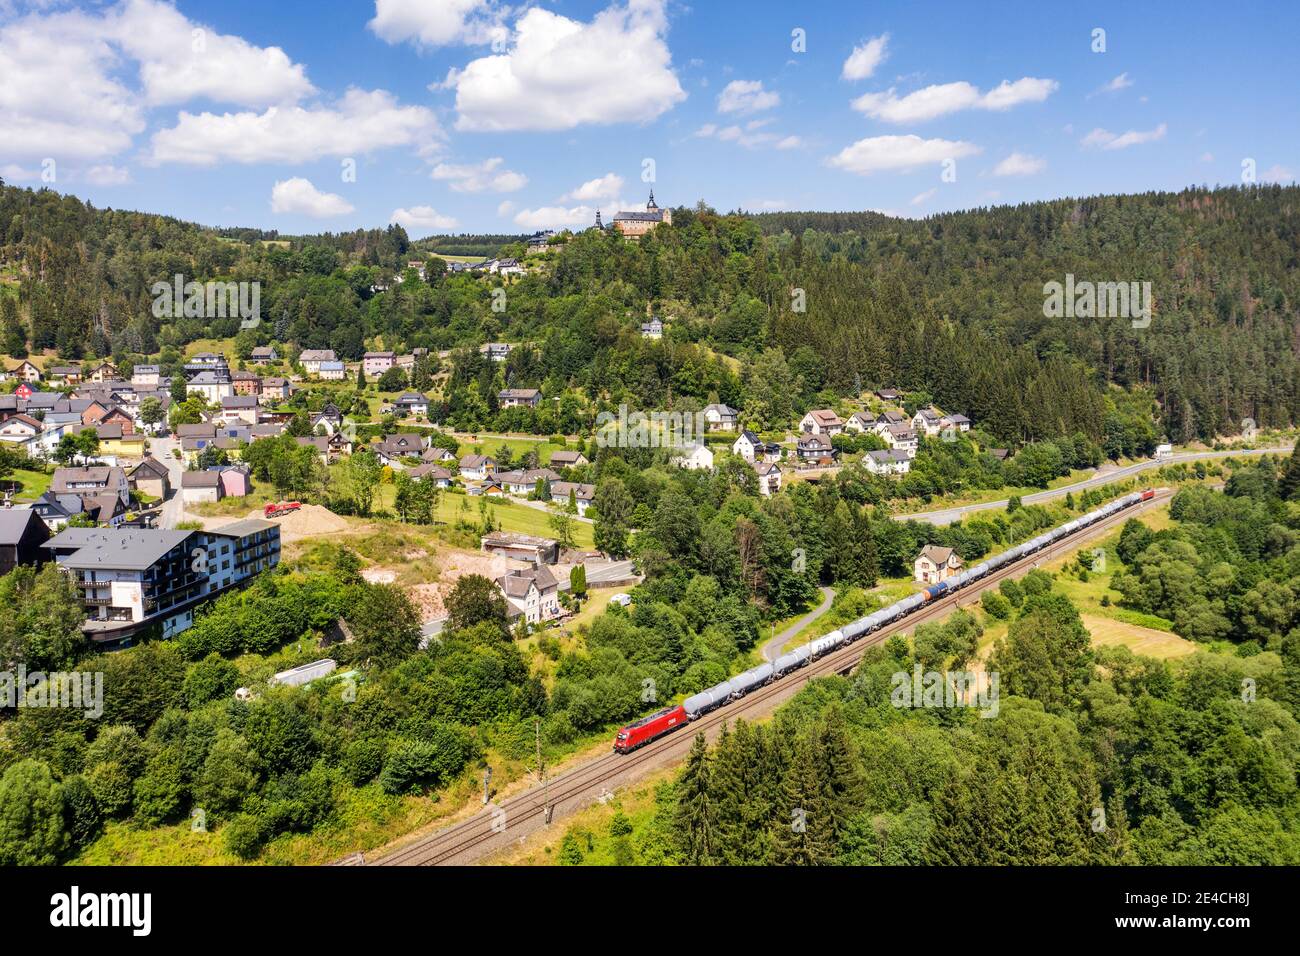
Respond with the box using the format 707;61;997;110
1;179;1297;446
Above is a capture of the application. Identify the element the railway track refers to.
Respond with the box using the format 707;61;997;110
369;489;1172;866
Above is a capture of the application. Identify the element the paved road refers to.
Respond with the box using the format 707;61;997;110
149;434;187;529
894;446;1293;526
759;585;835;661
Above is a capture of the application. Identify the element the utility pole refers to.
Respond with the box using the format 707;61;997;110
536;719;552;824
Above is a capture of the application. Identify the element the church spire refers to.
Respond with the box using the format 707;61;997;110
647;189;657;209
594;209;603;228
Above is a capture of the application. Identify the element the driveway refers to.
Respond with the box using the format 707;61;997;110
760;585;836;661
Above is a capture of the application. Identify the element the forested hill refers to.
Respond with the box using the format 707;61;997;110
0;179;1297;444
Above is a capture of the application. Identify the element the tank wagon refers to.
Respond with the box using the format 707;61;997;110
614;488;1159;751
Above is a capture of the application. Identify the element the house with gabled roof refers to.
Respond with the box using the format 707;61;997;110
800;409;844;436
915;545;963;585
498;566;561;625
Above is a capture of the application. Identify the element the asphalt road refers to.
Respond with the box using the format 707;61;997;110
149;434;187;529
895;446;1293;526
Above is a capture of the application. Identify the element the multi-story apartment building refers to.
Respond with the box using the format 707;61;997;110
42;519;281;646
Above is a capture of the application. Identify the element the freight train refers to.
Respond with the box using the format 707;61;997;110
612;488;1158;753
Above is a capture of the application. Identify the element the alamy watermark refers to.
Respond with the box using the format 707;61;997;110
595;404;709;449
151;274;261;327
1043;273;1151;328
1;667;103;718
891;665;999;718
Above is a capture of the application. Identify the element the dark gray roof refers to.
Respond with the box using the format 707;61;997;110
181;471;221;488
211;518;276;538
0;508;43;545
44;528;194;570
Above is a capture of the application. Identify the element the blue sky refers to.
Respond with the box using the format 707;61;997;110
1;0;1296;235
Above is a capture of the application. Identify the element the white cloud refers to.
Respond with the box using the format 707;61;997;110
431;156;527;192
842;34;889;81
910;188;937;205
391;205;459;234
852;77;1057;123
697;124;801;150
368;0;505;47
1262;164;1295;183
566;172;625;201
1081;123;1167;150
0;163;40;181
446;0;686;131
497;200;517;216
1199;152;1214;163
826;134;981;175
113;0;313;107
513;205;598;230
992;151;1045;176
148;89;441;165
717;79;779;114
0;6;145;160
0;0;316;161
270;177;355;217
1093;72;1133;96
84;164;131;185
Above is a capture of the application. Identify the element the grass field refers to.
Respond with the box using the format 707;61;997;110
435;492;594;548
454;434;567;464
11;467;51;500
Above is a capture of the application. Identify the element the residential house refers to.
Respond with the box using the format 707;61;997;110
249;346;278;365
30;491;87;531
875;388;901;402
376;433;426;461
912;406;945;437
87;361;117;383
495;468;561;496
231;370;261;397
220;395;260;426
11;360;42;383
295;436;332;466
733;430;762;462
48;365;82;384
131;364;161;387
526;230;555;253
796;434;839;466
480;342;513;363
298;349;336;376
549;481;595;516
0;508;50;575
393;392;429;417
640;318;663;339
498;566;561;625
702;403;740;432
52;466;131;507
753;460;782;497
459;454;496;480
422;446;458;465
181;470;223;504
865;449;913;477
548;450;588;469
363;351;396;377
800;409;844;436
260;377;292;404
843;411;877;434
940;413;971;434
914;545;963;585
672;443;715;471
881;423;919;458
318;361;346;381
94;423;147;458
208;465;251;498
129;457;171;500
498;388;541;409
408;463;453;487
187;370;233;404
0;413;43;445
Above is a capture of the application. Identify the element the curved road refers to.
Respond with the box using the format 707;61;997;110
895;446;1293;526
760;586;835;662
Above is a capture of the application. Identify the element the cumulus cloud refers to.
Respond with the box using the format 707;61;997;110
445;0;686;131
431;156;527;192
696;124;802;150
512;204;601;230
148;89;441;165
0;0;317;161
114;0;313;107
852;77;1057;123
1081;123;1167;150
992;151;1045;176
270;177;354;217
841;34;888;81
1091;72;1133;96
717;79;779;114
1261;164;1295;183
566;172;625;201
391;205;458;234
368;0;505;47
910;187;937;205
84;164;131;185
826;134;981;175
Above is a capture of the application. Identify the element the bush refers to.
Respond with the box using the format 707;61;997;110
60;774;102;849
981;591;1011;620
183;654;241;708
222;812;269;860
341;737;387;786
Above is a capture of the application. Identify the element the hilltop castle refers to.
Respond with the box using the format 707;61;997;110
612;191;672;237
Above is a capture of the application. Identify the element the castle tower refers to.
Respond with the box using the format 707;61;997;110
646;190;657;210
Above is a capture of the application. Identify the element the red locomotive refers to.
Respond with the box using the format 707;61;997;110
613;705;687;753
